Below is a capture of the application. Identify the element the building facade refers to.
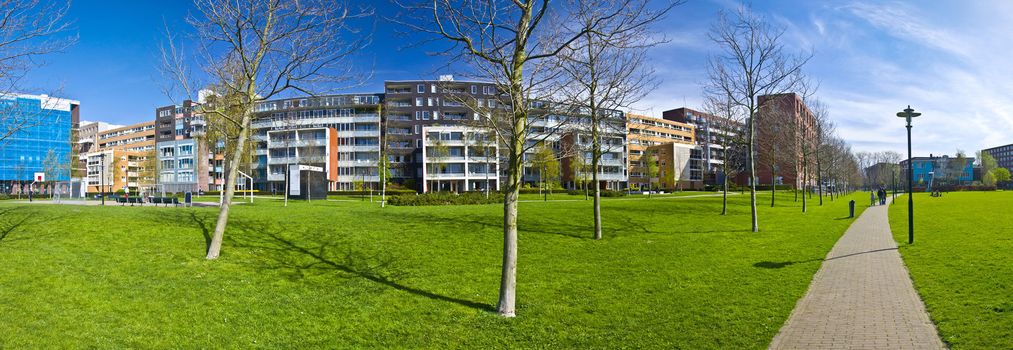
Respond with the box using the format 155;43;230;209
384;76;499;191
662;107;741;185
899;154;975;188
982;143;1013;175
0;94;80;193
647;142;704;189
421;125;499;192
79;121;156;193
250;94;382;191
626;113;695;189
154;101;216;193
751;93;819;188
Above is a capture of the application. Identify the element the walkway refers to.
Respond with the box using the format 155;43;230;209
768;198;946;350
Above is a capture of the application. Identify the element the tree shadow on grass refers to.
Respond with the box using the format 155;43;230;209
149;208;214;254
0;206;65;244
753;258;822;269
225;218;496;313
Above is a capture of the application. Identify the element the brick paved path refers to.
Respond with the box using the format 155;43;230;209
768;198;946;349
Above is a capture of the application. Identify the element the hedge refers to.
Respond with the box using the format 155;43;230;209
387;192;504;206
328;190;417;196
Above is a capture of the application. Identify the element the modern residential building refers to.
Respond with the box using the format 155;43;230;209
250;94;383;191
384;76;498;191
625;113;695;189
421;125;499;192
0;93;80;193
154;100;215;193
662;107;741;185
647;142;704;189
899;154;975;188
76;121;119;176
982;143;1013;174
751;93;819;188
80;121;156;193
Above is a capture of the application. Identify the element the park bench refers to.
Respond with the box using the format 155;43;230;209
116;196;143;206
151;197;180;207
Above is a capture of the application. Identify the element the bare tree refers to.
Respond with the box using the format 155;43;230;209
161;0;372;260
706;6;811;232
394;0;640;317
0;0;75;144
557;0;678;240
702;94;746;215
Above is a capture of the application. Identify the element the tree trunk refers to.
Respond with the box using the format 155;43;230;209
497;116;525;318
748;116;758;232
721;173;728;215
206;109;253;260
770;167;776;208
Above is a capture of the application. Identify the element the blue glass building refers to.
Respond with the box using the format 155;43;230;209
0;94;80;182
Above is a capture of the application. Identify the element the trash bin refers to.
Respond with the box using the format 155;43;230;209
849;200;856;218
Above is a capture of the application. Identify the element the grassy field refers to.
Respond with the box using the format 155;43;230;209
0;191;866;348
889;191;1013;349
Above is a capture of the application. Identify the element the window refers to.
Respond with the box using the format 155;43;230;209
432;111;439;120
422;111;431;120
415;97;424;106
431;84;436;93
417;139;423;148
415;111;422;120
428;97;433;106
178;158;194;169
417;84;425;93
178;145;193;156
415;125;421;134
471;85;477;94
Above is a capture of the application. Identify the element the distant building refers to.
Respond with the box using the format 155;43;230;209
79;121;156;193
752;93;819;188
661;107;741;185
899;154;975;188
863;162;900;188
421;125;499;192
154;100;217;193
625;113;695;189
647;142;704;189
249;94;383;191
982;143;1013;174
0;94;80;193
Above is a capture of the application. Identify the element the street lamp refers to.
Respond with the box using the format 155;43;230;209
897;106;921;244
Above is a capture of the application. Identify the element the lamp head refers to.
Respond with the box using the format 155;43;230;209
897;105;922;118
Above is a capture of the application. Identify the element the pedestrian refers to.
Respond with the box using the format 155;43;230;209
870;190;876;206
879;188;886;205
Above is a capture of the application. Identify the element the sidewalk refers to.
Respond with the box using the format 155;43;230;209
768;198;945;349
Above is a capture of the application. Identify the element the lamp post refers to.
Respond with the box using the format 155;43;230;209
897;106;920;244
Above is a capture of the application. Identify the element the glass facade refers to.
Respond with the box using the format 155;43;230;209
0;95;77;181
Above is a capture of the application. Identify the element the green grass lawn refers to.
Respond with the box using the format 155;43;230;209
0;191;867;348
889;191;1013;349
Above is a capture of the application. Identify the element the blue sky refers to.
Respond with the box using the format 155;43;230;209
23;1;1013;157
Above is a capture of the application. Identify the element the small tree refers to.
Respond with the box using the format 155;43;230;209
429;138;450;192
706;6;812;232
979;151;998;187
570;148;589;200
161;0;371;259
993;167;1011;189
644;149;659;198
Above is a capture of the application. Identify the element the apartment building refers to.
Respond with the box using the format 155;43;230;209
662;107;742;185
983;143;1013;176
154;100;215;193
384;76;498;191
0;93;80;193
80;121;156;193
421;125;499;192
250;94;382;191
647;142;704;189
752;93;819;188
76;121;118;175
625;113;695;189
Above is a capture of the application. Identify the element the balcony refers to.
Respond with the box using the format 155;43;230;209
338;175;380;182
343;145;379;152
338;159;378;168
268;157;297;165
344;130;380;138
267;174;285;181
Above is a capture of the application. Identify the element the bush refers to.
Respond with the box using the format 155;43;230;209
0;193;11;200
601;190;627;197
387;192;504;206
518;188;542;195
328;190;417;196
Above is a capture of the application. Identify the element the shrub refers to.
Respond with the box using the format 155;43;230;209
601;190;627;197
328;190;417;196
387;192;504;206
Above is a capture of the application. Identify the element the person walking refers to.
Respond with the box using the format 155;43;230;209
870;190;876;206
